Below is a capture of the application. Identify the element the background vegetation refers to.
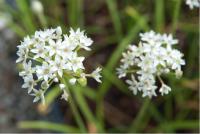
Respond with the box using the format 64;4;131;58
0;0;199;133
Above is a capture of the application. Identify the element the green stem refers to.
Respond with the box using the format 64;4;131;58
72;85;103;132
126;69;137;73
61;78;86;132
157;75;164;84
128;99;150;132
37;13;47;28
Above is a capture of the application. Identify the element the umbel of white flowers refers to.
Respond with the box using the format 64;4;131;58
185;0;200;9
116;30;185;98
16;26;102;104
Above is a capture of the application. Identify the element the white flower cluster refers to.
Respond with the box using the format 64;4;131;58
16;26;102;104
117;30;185;98
186;0;200;9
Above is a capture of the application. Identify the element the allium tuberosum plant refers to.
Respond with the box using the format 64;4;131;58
117;30;185;98
16;27;102;104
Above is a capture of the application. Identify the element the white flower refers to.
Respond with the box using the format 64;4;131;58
61;90;69;101
22;75;35;93
121;51;135;68
19;60;34;76
117;30;185;98
116;65;127;78
159;84;171;96
170;50;185;70
138;55;154;72
126;75;138;95
50;55;70;77
45;39;61;56
31;42;47;59
16;44;29;63
34;28;56;42
142;86;157;98
31;89;45;105
186;0;200;9
16;26;102;104
59;83;69;101
69;53;85;72
140;30;162;43
69;28;93;51
58;36;76;58
162;34;178;45
91;67;102;83
36;62;54;81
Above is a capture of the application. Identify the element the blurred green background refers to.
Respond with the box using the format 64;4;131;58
0;0;199;133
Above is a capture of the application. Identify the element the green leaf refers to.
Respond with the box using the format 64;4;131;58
171;0;182;33
16;0;36;33
18;121;80;133
67;0;84;28
156;120;199;132
155;0;165;32
125;6;149;31
106;0;123;40
128;99;150;132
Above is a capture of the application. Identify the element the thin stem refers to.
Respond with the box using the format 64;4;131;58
61;78;86;132
128;98;150;132
126;69;137;73
37;13;47;28
157;75;164;84
71;85;103;132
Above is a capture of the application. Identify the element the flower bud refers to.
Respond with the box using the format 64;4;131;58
59;84;66;90
175;70;183;79
31;0;44;14
56;26;62;36
75;69;83;76
69;78;76;85
77;77;87;86
41;81;49;89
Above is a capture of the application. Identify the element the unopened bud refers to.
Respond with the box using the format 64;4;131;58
78;77;87;86
31;0;43;14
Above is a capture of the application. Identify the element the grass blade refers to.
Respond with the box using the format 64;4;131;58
128;99;150;132
171;0;182;33
18;121;80;133
154;0;165;32
156;120;199;132
16;0;36;33
106;0;123;40
125;6;149;31
67;0;84;28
